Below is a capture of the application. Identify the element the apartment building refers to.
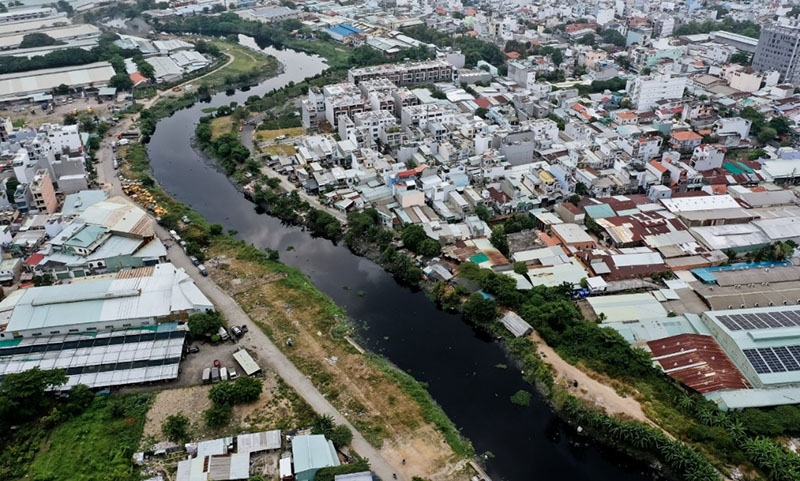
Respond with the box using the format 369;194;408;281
753;23;800;85
626;74;688;112
347;60;454;86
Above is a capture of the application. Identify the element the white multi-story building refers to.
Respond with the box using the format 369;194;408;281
626;74;688;112
689;144;726;171
729;70;763;93
714;117;752;146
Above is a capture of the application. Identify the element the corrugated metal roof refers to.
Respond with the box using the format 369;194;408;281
648;334;750;394
5;264;212;333
499;311;532;337
233;349;260;376
237;430;282;453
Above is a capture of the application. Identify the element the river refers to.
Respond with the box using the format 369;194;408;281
147;36;656;481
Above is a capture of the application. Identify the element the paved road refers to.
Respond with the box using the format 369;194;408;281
96;95;403;481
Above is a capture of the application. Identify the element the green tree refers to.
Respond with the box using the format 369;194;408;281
63;384;94;416
600;29;626;47
187;311;224;337
401;224;429;252
204;404;232;429
462;292;499;325
769;116;792;137
329;424;353;448
109;73;133;90
231;376;263;403
577;33;596;45
475;107;488;119
513;262;528;275
20;33;61;49
729;51;751;65
0;368;67;425
162;413;191;443
490;226;509;256
758;126;777;144
209;382;237;406
475;204;491;221
740;106;765;132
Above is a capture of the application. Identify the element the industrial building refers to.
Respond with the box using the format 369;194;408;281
0;263;213;389
0;61;115;102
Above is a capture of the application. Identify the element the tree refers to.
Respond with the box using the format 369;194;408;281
0;368;67;425
769;115;792;137
329;424;353;448
63;384;94;416
187;311;224;337
740;106;766;132
490;226;509;257
162;413;191;443
462;292;499;325
55;0;73;14
475;204;491;221
109;73;133;90
20;33;61;49
204;404;232;429
600;29;626;47
513;262;528;275
231;376;262;403
578;33;596;45
209;382;236;406
729;51;751;65
758;126;777;144
137;60;156;81
401;224;428;252
474;107;488;119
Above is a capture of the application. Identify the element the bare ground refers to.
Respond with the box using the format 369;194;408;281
209;247;469;480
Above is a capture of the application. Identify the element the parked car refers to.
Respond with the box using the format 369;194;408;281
211;367;220;383
231;326;243;338
220;367;229;382
202;368;211;384
229;368;238;380
188;346;200;354
213;359;221;368
198;265;208;276
189;256;200;266
217;326;229;341
240;325;249;333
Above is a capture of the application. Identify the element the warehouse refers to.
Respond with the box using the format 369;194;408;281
0;263;213;389
0;61;115;102
701;306;800;390
588;292;668;323
0;23;100;51
0;263;213;338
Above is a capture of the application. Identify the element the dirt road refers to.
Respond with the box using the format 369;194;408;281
530;330;649;422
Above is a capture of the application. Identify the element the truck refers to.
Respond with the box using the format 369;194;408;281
202;368;211;384
217;326;229;341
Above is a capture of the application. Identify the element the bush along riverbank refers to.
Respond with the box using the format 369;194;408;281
450;262;800;481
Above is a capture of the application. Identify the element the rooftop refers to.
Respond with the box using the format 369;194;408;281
4;264;212;334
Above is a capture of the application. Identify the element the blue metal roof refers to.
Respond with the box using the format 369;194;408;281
328;24;361;37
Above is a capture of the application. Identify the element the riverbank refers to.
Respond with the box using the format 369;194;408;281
117;131;475;481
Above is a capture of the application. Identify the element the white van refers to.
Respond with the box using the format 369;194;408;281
220;367;229;382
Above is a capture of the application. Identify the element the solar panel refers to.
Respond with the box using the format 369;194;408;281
748;314;770;329
759;348;787;373
773;347;800;371
744;349;771;374
735;314;757;330
717;315;741;331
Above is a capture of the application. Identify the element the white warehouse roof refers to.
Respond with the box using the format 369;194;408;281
3;263;213;334
0;61;115;101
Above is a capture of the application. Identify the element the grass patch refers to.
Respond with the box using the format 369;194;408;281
283;38;352;69
263;144;296;157
210;116;234;141
29;394;152;481
200;39;280;90
255;126;305;140
371;354;475;458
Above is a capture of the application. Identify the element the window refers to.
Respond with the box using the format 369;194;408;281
49;330;60;335
105;325;113;330
31;332;42;337
69;328;79;333
86;327;97;331
123;323;131;327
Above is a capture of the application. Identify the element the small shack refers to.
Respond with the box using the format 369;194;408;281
291;435;340;481
499;311;533;337
233;349;261;376
237;430;281;454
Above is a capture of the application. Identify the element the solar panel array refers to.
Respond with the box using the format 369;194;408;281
716;310;800;331
743;346;800;374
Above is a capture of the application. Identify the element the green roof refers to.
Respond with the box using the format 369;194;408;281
66;224;108;248
291;435;339;473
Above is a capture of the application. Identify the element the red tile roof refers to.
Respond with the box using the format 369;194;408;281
25;253;44;266
671;130;702;142
130;72;148;86
648;334;750;394
475;98;491;108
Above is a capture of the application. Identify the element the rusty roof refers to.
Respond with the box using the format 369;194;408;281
648;334;750;394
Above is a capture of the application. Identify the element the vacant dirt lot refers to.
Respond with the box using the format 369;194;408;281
208;246;470;481
140;371;316;448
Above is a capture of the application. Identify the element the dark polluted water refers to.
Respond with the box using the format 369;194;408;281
147;36;658;481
